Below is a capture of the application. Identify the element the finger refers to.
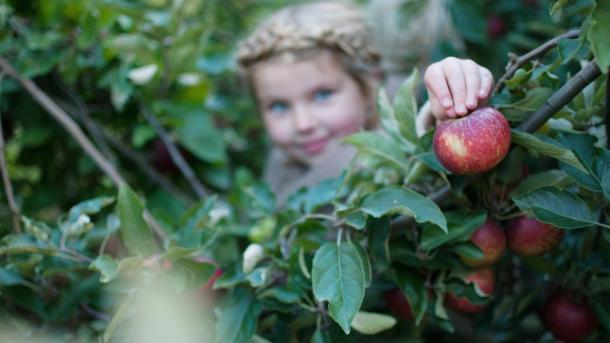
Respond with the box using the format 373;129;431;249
441;58;468;116
462;60;480;110
425;64;453;111
429;95;455;121
478;66;494;99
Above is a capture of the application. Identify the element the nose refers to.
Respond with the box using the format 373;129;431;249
293;104;317;133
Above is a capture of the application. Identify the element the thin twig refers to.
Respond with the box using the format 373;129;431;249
604;68;610;149
518;61;602;132
141;104;208;199
493;29;581;94
52;75;117;165
0;57;168;241
56;98;194;206
0;73;21;233
0;57;125;186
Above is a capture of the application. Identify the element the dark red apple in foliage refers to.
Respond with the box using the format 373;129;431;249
151;138;179;173
506;216;564;256
487;15;507;39
433;107;511;175
446;268;495;313
459;218;506;268
542;290;598;343
384;288;414;320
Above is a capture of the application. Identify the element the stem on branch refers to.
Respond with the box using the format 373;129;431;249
141;104;208;199
0;73;21;233
493;29;581;94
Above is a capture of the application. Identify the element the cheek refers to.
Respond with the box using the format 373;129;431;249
263;115;293;145
321;100;367;136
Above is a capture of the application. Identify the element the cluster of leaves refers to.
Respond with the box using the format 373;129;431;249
0;0;609;342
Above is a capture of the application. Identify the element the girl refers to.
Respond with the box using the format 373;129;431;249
237;1;493;205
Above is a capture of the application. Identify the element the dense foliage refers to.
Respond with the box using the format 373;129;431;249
0;0;609;342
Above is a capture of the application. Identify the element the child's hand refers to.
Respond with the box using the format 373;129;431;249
424;57;494;122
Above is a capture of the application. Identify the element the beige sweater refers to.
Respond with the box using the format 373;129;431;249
263;102;434;206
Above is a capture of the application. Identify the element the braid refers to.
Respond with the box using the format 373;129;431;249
236;1;380;71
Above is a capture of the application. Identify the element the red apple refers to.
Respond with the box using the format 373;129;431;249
542;290;598;343
460;218;506;267
446;268;495;313
487;15;507;39
506;216;564;256
383;288;414;320
150;138;179;173
433;107;511;175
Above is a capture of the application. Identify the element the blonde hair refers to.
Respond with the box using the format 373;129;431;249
237;1;381;78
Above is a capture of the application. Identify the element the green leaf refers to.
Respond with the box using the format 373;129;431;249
394;267;427;325
67;196;115;222
414;152;450;174
499;88;553;121
588;0;610;72
450;242;484;260
420;210;486;250
312;242;366;334
368;217;391;271
90;255;119;283
450;0;486;43
215;287;262;343
393;69;419;144
377;88;415;153
174;109;226;163
361;187;447;232
353;243;372;287
591;298;610;331
350;311;397;335
511;170;573;197
117;185;157;257
344;132;410;172
511;131;588;172
512;187;597;229
0;268;25;286
550;0;569;15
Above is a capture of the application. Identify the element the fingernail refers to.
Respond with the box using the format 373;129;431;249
441;98;452;108
479;89;486;97
467;99;476;108
457;104;467;114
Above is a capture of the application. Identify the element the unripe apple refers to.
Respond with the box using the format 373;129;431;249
460;218;506;268
542;290;598;343
506;216;564;256
433;107;511;175
445;268;495;313
383;288;414;320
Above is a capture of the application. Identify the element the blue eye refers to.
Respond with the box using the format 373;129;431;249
269;101;289;114
313;89;333;102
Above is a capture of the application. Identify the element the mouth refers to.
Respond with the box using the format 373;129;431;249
301;137;330;155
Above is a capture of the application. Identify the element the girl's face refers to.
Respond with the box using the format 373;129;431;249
251;50;373;164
